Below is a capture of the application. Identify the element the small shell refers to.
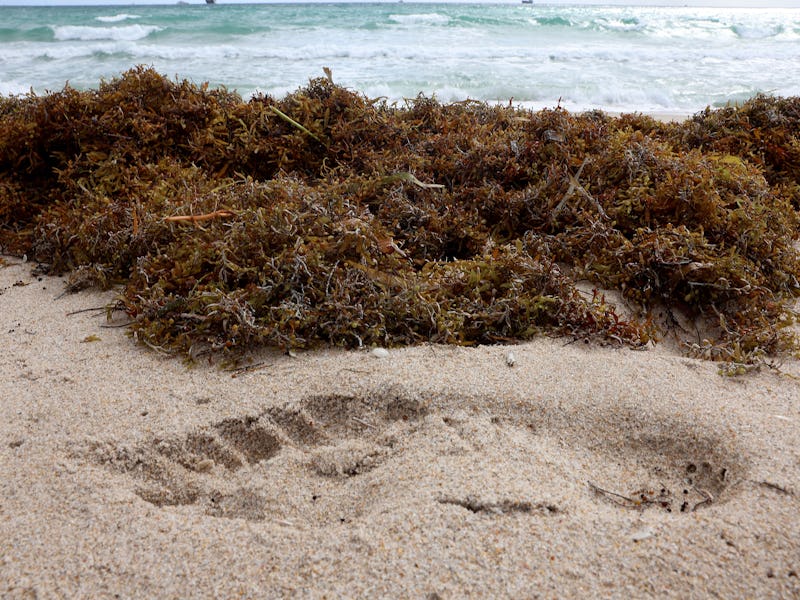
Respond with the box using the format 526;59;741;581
371;347;390;359
506;352;516;367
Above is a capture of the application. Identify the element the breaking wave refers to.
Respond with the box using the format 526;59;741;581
51;24;160;42
95;14;141;23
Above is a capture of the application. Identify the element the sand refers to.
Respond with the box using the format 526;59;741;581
602;111;693;123
1;257;799;599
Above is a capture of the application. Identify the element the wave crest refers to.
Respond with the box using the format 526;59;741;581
96;14;140;23
51;24;160;42
388;13;450;27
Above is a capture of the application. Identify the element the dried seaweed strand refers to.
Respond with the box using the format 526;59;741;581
164;210;236;223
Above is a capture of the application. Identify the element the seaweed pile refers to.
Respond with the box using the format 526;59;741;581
1;67;798;362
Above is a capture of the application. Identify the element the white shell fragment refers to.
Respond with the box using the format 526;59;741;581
371;347;390;359
506;352;516;367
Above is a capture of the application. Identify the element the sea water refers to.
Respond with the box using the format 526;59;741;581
1;3;799;114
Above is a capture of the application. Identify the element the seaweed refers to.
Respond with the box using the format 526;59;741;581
1;67;798;362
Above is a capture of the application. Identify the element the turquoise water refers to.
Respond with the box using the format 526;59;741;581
1;3;799;112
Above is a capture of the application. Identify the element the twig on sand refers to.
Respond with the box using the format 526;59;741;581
228;361;272;378
66;306;108;316
757;480;795;496
351;416;376;430
587;480;639;506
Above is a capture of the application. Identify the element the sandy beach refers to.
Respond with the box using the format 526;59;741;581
1;257;798;598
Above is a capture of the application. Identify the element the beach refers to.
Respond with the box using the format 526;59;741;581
2;4;800;592
2;257;799;598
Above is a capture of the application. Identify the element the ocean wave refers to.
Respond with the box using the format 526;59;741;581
731;23;787;39
0;25;54;43
594;18;644;33
96;14;140;23
388;14;450;27
775;28;800;42
523;11;797;42
356;80;680;114
526;15;647;35
5;3;800;114
527;16;573;28
51;24;160;42
448;14;515;28
650;21;737;42
0;79;30;97
66;39;792;68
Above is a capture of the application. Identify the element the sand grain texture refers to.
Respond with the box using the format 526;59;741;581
1;260;799;598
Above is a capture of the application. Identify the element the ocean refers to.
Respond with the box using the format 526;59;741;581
1;3;799;114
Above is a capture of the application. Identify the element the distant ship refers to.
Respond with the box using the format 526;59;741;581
521;0;533;4
206;0;216;4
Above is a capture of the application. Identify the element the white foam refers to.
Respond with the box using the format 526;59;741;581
95;14;140;23
732;24;784;39
595;18;643;33
0;80;30;97
51;24;160;42
388;13;450;27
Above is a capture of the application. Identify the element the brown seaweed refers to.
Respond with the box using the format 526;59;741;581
1;67;798;362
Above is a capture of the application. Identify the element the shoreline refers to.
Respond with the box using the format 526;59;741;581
605;110;694;123
2;258;799;597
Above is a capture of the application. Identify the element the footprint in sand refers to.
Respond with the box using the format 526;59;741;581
82;385;427;521
81;384;745;522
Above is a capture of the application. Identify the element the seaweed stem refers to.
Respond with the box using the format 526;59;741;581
164;210;236;223
269;105;323;144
